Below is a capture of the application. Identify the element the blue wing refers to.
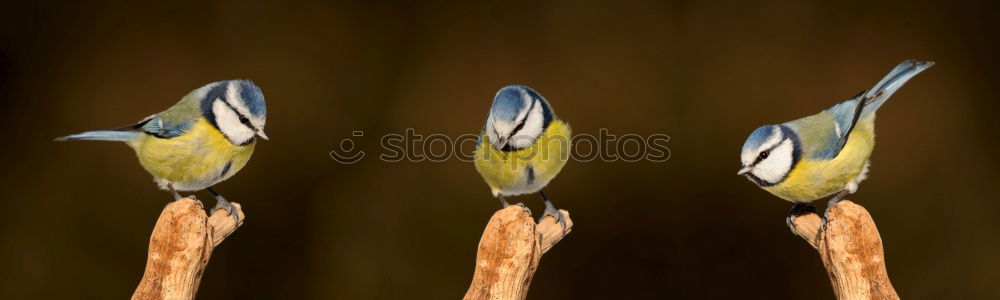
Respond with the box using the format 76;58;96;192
812;60;933;159
126;115;192;139
814;93;865;159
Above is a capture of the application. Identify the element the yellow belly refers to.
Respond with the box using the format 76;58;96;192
127;118;255;191
475;121;571;197
764;119;875;202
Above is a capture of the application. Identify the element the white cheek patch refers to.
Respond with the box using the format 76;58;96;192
751;139;794;184
213;100;255;145
485;116;507;145
507;101;545;149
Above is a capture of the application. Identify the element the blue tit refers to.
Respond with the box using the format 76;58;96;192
738;60;933;225
57;80;268;221
475;85;572;228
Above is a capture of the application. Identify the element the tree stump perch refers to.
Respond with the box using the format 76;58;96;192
132;198;244;300
126;195;892;299
464;206;573;300
788;200;899;300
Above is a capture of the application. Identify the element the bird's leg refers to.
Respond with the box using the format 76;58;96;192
207;187;240;223
819;190;851;233
539;190;567;231
166;183;201;206
166;183;183;201
824;190;851;220
786;202;817;234
497;194;530;213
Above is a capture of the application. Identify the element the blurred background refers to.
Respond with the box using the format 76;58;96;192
1;0;998;299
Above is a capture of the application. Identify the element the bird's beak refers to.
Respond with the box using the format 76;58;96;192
256;129;269;141
737;166;752;176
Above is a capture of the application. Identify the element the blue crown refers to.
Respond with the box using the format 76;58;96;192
490;85;534;121
742;125;777;152
235;80;266;118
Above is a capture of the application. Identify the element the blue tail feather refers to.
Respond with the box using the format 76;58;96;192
55;130;140;142
861;60;934;116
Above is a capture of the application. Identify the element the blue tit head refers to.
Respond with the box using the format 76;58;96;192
199;80;268;145
738;124;801;187
484;85;553;151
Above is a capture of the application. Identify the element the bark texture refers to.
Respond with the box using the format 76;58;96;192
464;206;573;300
132;198;244;300
789;200;899;300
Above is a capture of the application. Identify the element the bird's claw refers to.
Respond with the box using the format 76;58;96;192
541;205;568;232
819;218;829;235
785;215;796;233
819;191;849;233
786;203;816;234
823;198;842;221
213;196;240;224
514;202;531;214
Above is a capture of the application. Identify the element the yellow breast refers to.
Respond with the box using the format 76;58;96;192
475;120;572;197
764;118;876;202
128;118;255;191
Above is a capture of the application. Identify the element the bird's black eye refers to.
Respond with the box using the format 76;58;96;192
759;150;770;159
238;115;251;126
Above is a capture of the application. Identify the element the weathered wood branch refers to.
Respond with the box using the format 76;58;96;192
132;198;244;300
788;200;899;300
464;206;573;300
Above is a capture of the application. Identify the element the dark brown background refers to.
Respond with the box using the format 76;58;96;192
1;0;997;299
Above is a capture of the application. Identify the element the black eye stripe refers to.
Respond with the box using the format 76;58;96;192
752;153;766;165
753;152;767;165
508;98;538;138
219;99;253;127
752;140;784;166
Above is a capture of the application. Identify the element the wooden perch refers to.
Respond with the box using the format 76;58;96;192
788;200;899;300
132;198;244;300
464;206;573;300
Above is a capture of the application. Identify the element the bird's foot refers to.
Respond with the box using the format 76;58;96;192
819;191;850;234
541;203;568;232
823;194;846;220
513;202;531;214
213;196;240;224
163;194;201;209
190;195;203;207
786;202;816;234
